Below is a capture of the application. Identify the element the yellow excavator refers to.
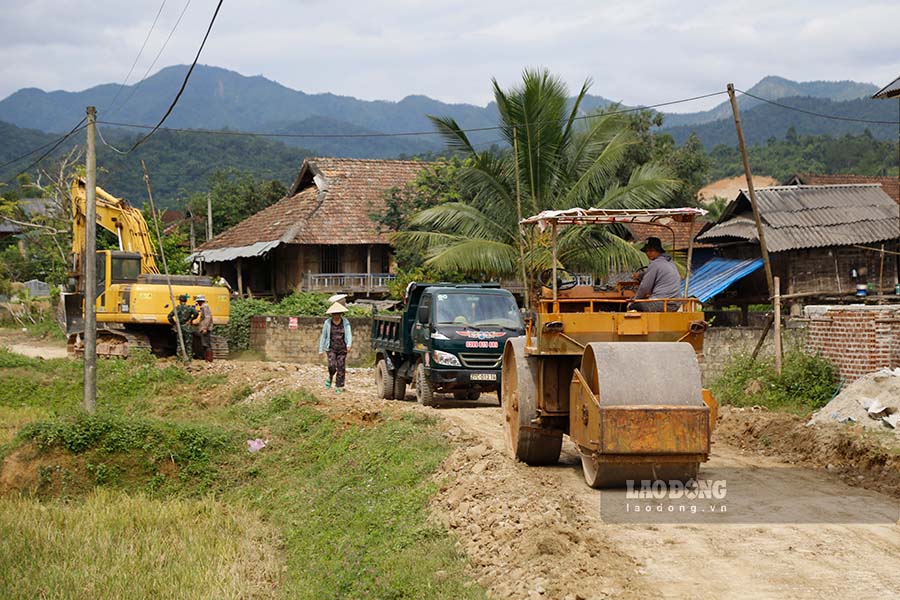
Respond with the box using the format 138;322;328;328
62;178;230;357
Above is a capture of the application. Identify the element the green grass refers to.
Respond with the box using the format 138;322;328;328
225;397;481;600
0;489;281;600
710;351;839;415
0;352;482;599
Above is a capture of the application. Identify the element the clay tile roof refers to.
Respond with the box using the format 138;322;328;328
198;157;426;251
626;218;711;250
786;173;899;204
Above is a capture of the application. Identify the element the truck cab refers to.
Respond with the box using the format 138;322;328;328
372;283;525;405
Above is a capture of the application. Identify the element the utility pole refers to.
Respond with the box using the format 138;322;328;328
206;191;213;241
188;209;196;251
727;83;774;298
83;106;97;413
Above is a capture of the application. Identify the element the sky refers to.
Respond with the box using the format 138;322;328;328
2;0;900;112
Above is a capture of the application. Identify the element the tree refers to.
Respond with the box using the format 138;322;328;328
396;69;679;287
186;169;287;243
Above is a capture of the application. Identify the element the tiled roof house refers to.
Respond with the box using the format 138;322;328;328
193;157;426;296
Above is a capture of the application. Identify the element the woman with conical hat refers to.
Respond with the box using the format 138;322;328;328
318;301;353;393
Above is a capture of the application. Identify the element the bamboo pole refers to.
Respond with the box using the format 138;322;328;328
142;160;190;364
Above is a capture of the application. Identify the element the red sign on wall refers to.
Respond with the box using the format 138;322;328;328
289;317;299;330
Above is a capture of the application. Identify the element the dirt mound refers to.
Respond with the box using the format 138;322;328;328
431;428;647;600
716;406;900;498
809;368;900;435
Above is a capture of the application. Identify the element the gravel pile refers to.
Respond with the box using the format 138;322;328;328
809;368;900;435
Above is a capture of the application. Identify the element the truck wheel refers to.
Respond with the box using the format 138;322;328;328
376;359;395;400
393;376;409;401
416;363;437;407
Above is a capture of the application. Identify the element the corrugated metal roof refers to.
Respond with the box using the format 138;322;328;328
685;257;764;302
190;240;282;263
698;185;900;252
873;75;900;99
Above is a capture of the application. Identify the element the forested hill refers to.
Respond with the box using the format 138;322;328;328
662;95;898;148
0;121;313;208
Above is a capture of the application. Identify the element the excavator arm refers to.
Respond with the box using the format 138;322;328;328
71;178;159;274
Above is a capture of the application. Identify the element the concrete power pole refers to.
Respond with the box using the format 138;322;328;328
83;106;98;413
206;191;213;241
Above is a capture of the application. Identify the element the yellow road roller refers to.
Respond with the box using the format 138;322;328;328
502;207;718;488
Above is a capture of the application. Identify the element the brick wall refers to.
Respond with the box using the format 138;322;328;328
250;316;373;366
806;305;900;382
700;324;807;383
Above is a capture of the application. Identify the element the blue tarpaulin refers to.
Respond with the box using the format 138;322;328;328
684;257;764;302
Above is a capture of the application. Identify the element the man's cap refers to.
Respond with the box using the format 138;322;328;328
326;302;349;314
641;237;664;253
195;294;207;302
178;293;190;301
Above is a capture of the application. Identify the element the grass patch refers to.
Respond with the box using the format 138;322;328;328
0;346;482;598
228;401;483;600
0;488;280;600
711;351;839;414
11;412;235;496
0;347;189;416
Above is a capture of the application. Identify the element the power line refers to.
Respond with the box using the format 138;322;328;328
736;88;900;125
0;127;81;170
2;119;87;185
105;0;169;114
111;0;193;117
95;90;730;141
125;0;223;153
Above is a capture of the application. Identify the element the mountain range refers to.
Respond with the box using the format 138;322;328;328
2;65;893;158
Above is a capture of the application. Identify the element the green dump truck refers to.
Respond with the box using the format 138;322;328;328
371;283;524;406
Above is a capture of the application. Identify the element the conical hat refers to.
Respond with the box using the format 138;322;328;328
327;294;349;305
325;302;349;314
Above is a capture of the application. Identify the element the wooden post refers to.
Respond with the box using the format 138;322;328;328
366;245;372;293
774;275;783;375
512;126;529;309
83;106;97;414
551;222;558;307
236;258;244;298
683;218;696;297
750;313;774;360
727;83;775;298
879;244;885;302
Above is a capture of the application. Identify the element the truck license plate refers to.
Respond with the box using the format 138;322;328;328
471;373;497;381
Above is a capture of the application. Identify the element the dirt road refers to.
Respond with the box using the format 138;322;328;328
5;341;897;600
275;364;900;600
0;331;67;360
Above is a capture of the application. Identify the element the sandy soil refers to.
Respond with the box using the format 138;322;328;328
5;344;899;600
0;331;68;360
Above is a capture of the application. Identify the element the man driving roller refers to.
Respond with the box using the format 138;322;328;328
630;237;681;312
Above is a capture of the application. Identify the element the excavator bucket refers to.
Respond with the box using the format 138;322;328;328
569;342;714;488
61;292;84;336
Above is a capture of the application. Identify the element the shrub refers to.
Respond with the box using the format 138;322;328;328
710;351;838;414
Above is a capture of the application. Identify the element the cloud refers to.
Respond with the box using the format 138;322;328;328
0;0;898;111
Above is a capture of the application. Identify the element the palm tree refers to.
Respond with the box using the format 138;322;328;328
396;69;680;287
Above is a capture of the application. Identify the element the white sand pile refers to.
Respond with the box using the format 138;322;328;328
809;368;900;435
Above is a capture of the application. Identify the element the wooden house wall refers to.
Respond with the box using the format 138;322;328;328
714;242;899;305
